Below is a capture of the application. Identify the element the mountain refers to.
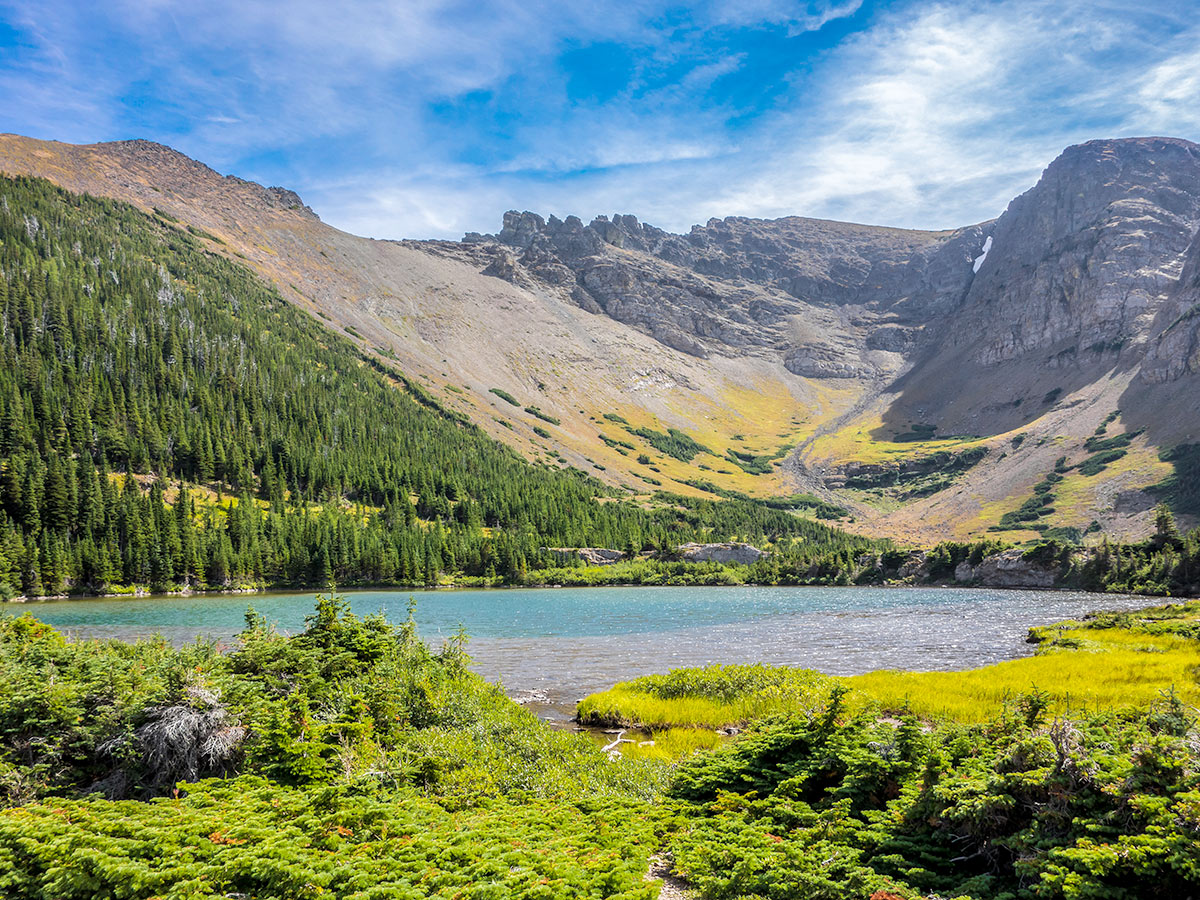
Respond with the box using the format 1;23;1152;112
0;173;871;597
2;132;1197;545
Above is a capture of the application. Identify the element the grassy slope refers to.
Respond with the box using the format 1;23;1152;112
804;386;1186;544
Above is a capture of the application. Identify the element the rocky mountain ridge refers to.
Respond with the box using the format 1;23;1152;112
452;207;991;380
453;137;1200;400
2;131;1198;543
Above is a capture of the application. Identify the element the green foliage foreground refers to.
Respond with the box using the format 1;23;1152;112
664;689;1200;900
1;599;1199;898
0;595;664;897
0;781;658;900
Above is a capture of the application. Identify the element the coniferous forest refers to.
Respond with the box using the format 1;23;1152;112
0;175;874;598
5;4;1200;897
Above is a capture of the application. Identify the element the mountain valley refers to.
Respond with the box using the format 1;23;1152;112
1;132;1198;547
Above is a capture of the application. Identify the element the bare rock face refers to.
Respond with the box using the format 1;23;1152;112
464;138;1200;399
954;548;1061;588
466;207;982;375
1143;231;1200;382
544;547;626;566
677;542;765;565
784;344;871;378
953;138;1200;369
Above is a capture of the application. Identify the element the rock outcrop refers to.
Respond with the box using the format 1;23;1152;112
544;547;627;566
1143;230;1200;382
954;549;1060;589
951;137;1200;370
459;208;983;376
677;542;766;565
458;137;1200;397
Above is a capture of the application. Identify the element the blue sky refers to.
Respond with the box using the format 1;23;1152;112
1;1;1197;239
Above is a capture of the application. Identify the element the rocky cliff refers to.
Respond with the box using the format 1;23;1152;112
952;137;1200;369
455;207;989;380
455;137;1200;396
1144;228;1200;382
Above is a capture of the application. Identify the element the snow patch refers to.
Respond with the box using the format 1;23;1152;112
972;235;993;273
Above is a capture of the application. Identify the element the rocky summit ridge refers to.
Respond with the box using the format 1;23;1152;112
457;136;1200;396
1;131;1198;543
456;207;987;379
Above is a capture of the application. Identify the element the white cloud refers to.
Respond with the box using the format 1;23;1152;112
1133;47;1200;136
4;0;1198;240
325;0;1198;238
431;0;1199;238
703;0;865;33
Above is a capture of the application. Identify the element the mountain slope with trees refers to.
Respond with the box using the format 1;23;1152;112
0;174;871;597
2;134;1198;546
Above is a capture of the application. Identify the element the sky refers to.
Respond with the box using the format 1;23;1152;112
1;0;1198;240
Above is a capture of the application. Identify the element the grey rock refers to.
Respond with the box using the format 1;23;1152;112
467;207;981;370
677;542;765;564
544;547;626;566
1143;229;1200;382
953;137;1200;369
954;548;1059;588
464;138;1200;393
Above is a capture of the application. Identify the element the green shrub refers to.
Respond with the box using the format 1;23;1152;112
627;427;712;462
524;406;561;425
488;387;521;406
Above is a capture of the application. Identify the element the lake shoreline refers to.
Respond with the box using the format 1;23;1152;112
6;585;1160;725
4;578;1190;605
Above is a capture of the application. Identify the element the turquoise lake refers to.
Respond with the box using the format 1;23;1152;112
7;585;1149;719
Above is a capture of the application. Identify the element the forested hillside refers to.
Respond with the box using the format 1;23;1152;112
0;175;869;596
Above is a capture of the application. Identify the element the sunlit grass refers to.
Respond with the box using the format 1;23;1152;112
845;625;1200;722
616;727;726;762
578;606;1200;729
577;664;856;729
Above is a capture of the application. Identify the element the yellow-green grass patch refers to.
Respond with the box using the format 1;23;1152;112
612;727;726;763
576;664;860;730
579;606;1200;732
845;625;1200;723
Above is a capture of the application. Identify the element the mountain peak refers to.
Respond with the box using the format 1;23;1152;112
18;135;322;220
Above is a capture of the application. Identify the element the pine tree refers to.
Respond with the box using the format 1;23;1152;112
1155;503;1180;545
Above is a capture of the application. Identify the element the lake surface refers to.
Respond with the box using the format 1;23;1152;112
7;586;1150;719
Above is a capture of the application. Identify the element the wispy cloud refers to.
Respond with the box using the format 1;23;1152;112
0;0;1197;238
701;0;865;33
1133;47;1200;136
